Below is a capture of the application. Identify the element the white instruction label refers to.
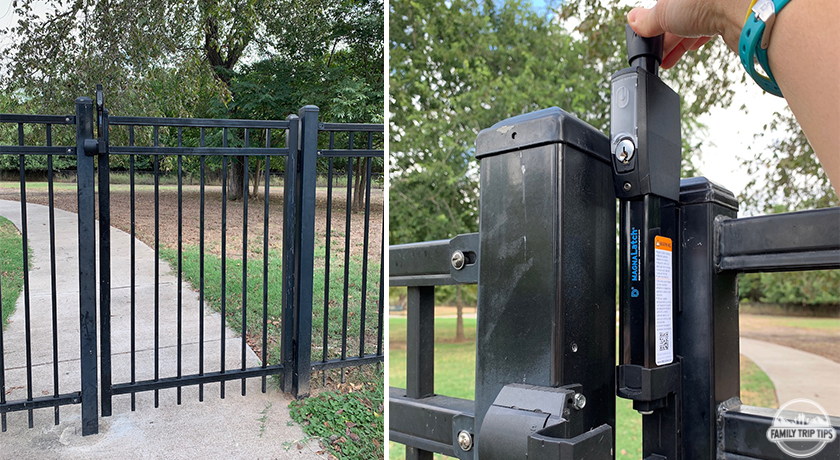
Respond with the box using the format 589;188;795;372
654;236;673;366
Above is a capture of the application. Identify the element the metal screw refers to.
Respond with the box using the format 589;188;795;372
571;342;578;353
457;430;473;451
615;138;635;163
623;182;632;192
451;250;465;270
573;393;587;410
65;117;70;122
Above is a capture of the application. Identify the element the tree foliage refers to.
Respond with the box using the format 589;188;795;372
389;0;738;245
1;0;383;201
741;108;838;214
738;108;839;307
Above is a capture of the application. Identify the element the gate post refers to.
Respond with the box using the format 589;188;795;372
96;90;113;418
281;114;300;393
473;108;616;454
292;106;319;398
675;178;739;458
75;97;99;436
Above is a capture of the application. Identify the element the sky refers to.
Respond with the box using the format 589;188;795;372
697;76;789;196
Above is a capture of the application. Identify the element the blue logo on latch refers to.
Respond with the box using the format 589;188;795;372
630;287;639;298
630;227;640;282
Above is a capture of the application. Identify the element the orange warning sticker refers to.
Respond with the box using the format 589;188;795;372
654;235;672;252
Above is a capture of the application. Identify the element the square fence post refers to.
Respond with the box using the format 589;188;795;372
281;114;300;393
75;97;99;436
675;178;739;459
473;109;616;454
292;105;319;398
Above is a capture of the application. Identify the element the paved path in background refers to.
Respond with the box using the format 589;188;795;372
0;200;324;460
741;337;840;415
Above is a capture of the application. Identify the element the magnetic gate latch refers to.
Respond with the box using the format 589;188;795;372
478;384;611;459
83;138;99;156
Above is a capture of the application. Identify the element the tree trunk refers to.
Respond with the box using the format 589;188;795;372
252;158;263;197
228;156;247;201
455;285;465;342
352;158;368;212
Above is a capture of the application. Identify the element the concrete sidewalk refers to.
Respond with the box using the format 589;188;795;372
741;337;840;415
0;200;324;459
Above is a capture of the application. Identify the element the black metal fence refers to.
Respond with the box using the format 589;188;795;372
0;89;383;436
388;109;840;459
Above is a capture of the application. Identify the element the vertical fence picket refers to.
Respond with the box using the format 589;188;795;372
46;126;61;425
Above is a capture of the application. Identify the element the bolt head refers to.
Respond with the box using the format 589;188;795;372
622;182;632;192
457;430;473;451
573;393;587;410
451;250;465;270
615;138;635;163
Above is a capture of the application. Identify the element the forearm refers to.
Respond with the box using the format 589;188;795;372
767;0;840;192
718;0;840;192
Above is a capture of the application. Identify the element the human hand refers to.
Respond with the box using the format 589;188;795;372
627;0;752;68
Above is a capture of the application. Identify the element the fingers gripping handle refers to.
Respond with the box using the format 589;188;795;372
625;24;664;76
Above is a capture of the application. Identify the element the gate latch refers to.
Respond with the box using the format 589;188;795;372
478;384;612;459
83;84;109;157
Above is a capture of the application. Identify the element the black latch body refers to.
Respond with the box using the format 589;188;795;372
612;25;682;459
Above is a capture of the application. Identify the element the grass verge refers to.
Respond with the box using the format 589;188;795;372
740;355;778;408
160;242;381;367
290;366;384;459
160;242;384;457
0;216;24;329
388;316;777;459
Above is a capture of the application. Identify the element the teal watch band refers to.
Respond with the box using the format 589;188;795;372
739;0;792;97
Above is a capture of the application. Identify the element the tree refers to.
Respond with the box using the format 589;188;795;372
742;108;838;213
737;108;840;308
1;0;383;200
389;0;739;337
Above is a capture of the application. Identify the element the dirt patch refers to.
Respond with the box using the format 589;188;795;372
0;182;383;263
740;314;840;363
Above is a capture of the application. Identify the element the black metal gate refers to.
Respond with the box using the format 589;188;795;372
0;88;384;436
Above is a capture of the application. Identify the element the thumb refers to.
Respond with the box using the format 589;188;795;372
628;7;666;38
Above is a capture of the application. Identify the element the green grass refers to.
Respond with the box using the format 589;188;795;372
752;316;840;330
160;242;381;366
388;316;775;459
162;239;383;457
0;216;25;329
740;355;778;408
290;367;384;459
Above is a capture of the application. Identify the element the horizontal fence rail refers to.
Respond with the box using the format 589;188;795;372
389;232;474;458
716;207;840;272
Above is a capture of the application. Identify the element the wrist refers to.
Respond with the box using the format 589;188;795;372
716;0;755;50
